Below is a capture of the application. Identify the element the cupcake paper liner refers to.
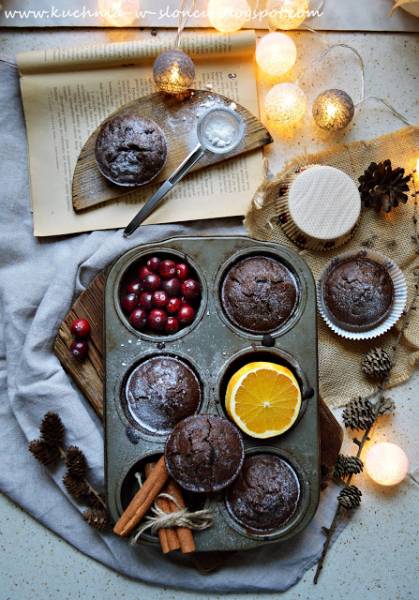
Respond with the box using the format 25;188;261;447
276;165;361;252
317;248;408;340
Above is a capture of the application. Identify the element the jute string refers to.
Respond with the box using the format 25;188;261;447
245;126;419;408
131;473;213;544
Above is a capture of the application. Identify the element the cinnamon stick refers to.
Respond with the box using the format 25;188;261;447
144;463;180;553
113;455;169;537
166;479;196;554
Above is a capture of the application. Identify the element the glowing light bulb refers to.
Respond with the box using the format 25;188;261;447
98;0;139;27
208;0;249;33
153;49;195;94
365;442;409;487
256;32;297;78
264;82;306;126
267;0;309;30
312;89;355;131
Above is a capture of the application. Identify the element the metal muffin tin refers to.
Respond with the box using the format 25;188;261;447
105;236;319;552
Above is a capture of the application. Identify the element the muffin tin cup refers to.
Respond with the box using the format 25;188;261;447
317;248;408;341
223;447;311;542
105;236;320;552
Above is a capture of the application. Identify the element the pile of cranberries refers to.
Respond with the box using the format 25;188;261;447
69;318;91;361
120;256;201;335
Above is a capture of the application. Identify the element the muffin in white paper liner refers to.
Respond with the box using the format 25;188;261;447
317;249;407;340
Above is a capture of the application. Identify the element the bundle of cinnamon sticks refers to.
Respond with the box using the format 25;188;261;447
113;455;195;554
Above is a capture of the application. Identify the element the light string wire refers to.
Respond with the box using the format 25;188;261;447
175;0;197;48
295;32;417;128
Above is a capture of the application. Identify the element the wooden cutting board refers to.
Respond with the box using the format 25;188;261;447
72;90;273;213
53;271;343;470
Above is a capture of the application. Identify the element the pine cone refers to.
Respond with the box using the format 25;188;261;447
28;439;60;466
374;396;396;418
40;412;65;447
83;491;106;510
63;472;89;500
342;397;376;430
362;348;392;381
333;455;364;480
83;508;110;531
65;446;88;478
358;160;411;213
338;485;362;509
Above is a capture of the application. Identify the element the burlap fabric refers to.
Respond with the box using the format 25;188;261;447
245;126;419;408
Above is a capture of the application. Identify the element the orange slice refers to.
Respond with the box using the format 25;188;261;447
225;362;301;439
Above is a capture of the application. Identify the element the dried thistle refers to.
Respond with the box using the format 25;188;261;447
28;439;60;466
337;485;362;510
63;472;89;500
333;455;363;480
83;508;110;531
65;446;88;478
342;397;375;430
40;412;65;447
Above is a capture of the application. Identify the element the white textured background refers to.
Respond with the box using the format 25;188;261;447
0;27;418;599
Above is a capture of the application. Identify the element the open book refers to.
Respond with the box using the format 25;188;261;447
17;30;265;236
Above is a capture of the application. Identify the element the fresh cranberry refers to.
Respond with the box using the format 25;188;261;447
70;340;88;361
178;304;195;325
176;262;189;280
121;292;138;313
139;291;153;311
167;297;182;314
147;256;161;272
181;279;201;300
70;318;91;339
162;277;181;297
152;290;168;308
165;316;180;334
159;259;177;279
143;273;161;291
138;265;152;280
129;308;147;330
126;279;142;295
148;309;167;332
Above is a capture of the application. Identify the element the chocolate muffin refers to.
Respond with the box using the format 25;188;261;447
221;256;298;333
227;453;300;532
125;357;201;434
95;114;167;186
323;257;394;331
165;415;244;493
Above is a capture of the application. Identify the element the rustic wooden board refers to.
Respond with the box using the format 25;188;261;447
54;271;343;469
72;90;273;212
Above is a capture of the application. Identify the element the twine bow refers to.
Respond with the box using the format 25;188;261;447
131;474;213;545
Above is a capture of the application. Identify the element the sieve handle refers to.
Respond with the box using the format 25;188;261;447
123;144;205;237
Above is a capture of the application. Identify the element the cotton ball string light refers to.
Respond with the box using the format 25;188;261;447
153;49;195;94
312;89;355;131
267;0;309;30
365;442;409;487
264;82;306;126
208;0;249;33
256;32;297;78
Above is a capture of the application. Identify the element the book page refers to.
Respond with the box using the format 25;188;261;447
17;30;265;237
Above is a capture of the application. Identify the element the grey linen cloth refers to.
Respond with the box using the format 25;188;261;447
0;59;344;593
